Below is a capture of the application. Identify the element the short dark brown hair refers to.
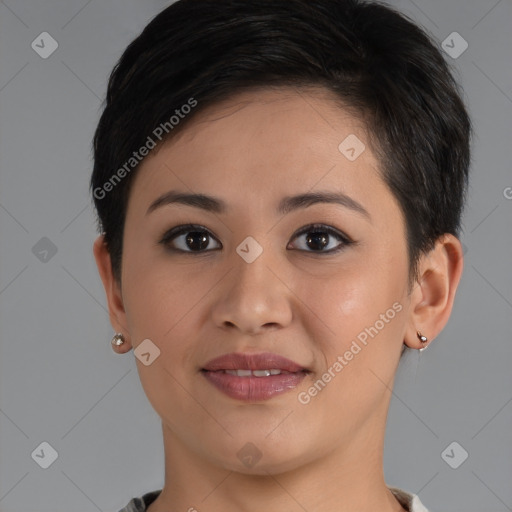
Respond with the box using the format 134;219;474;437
90;0;472;290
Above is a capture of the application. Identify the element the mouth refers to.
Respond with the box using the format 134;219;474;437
209;368;297;377
201;352;310;401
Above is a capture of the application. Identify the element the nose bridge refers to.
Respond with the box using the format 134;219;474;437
211;239;292;333
232;241;278;309
234;246;272;298
231;230;275;293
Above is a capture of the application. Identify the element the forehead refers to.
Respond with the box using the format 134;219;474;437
169;86;367;156
131;86;380;194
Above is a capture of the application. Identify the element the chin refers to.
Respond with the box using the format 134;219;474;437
209;441;314;476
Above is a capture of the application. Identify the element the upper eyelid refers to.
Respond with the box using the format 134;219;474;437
160;223;351;249
292;223;350;241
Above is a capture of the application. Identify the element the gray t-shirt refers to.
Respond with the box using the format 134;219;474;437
117;487;429;511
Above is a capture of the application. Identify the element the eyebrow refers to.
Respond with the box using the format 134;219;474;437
146;190;370;220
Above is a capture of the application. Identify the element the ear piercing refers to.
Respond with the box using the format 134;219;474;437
417;330;429;352
417;331;428;343
111;332;125;347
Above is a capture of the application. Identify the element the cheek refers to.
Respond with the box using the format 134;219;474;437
122;265;200;417
298;254;407;365
123;273;173;339
121;236;191;339
299;269;406;421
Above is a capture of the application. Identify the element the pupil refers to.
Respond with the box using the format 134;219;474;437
307;232;328;251
186;232;209;251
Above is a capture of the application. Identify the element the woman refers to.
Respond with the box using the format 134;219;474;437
90;1;471;510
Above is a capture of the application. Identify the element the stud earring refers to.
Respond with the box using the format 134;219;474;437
111;332;125;348
417;331;428;343
417;330;429;352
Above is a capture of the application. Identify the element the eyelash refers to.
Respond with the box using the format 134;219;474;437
158;223;355;255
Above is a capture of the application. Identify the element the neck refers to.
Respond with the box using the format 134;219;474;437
148;416;406;512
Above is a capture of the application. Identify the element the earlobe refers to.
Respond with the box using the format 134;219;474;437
93;234;131;348
404;234;464;350
110;332;132;354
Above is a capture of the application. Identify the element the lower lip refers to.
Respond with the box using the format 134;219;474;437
202;370;308;401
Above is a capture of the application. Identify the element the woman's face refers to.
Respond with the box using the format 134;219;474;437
114;87;416;473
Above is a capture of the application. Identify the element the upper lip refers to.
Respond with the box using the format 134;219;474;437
202;352;308;372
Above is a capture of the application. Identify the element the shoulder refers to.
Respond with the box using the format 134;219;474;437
389;486;430;512
117;489;162;512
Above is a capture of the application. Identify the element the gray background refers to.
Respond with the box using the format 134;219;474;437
0;0;511;511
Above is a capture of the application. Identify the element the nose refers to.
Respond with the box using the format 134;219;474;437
210;246;293;335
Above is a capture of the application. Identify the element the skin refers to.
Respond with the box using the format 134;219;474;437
93;86;464;512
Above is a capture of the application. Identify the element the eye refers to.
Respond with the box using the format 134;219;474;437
159;223;353;255
159;224;221;253
287;224;353;254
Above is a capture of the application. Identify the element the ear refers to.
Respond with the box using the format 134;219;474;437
93;234;132;353
404;234;464;350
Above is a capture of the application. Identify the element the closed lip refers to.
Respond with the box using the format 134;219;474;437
202;352;309;373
